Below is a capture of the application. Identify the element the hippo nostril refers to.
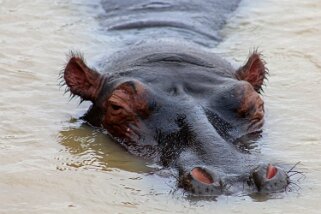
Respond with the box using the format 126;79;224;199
252;164;289;192
191;167;214;185
266;164;278;179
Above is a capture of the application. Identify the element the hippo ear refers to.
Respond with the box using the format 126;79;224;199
64;54;102;102
235;52;267;92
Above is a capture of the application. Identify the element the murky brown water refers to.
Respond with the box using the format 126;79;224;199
1;0;321;213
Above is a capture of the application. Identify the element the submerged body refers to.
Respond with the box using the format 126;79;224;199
99;0;240;47
62;0;289;195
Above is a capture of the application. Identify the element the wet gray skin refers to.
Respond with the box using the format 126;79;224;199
99;0;240;47
62;0;290;196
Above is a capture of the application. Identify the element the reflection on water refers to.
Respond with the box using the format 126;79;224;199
57;119;152;172
1;0;321;213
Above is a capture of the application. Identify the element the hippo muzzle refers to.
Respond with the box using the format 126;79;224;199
177;158;289;196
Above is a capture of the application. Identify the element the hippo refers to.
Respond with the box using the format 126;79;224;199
61;0;290;196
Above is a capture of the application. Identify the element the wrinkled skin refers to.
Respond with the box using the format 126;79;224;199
62;0;289;196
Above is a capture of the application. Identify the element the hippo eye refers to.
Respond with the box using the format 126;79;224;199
111;104;122;111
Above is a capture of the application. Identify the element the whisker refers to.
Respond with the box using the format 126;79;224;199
288;171;305;177
288;181;301;191
285;185;293;192
288;170;304;174
297;174;306;182
287;161;301;173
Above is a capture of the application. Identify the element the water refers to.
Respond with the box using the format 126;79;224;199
0;0;320;213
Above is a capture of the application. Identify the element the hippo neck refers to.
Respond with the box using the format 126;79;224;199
101;0;240;47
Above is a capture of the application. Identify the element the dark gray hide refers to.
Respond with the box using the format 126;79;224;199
63;0;290;196
100;0;240;47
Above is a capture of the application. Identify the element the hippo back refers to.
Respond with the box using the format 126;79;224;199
100;0;240;47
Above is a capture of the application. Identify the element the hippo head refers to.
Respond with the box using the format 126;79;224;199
63;44;289;196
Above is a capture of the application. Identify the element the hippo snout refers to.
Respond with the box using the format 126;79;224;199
179;166;223;195
178;163;290;195
251;164;289;192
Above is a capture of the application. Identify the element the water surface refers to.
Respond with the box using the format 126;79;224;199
0;0;320;213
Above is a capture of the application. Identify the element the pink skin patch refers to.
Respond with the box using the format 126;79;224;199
266;164;278;179
191;167;214;185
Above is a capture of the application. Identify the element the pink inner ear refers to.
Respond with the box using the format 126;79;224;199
236;53;266;92
64;56;101;101
65;58;87;86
